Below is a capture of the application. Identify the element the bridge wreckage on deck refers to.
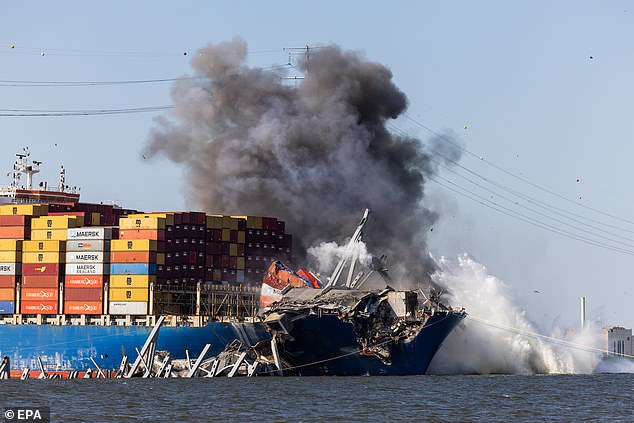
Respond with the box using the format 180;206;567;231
200;209;466;377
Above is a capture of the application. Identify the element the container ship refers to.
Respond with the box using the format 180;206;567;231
0;148;294;373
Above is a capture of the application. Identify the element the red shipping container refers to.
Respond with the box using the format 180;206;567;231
64;287;102;302
21;275;60;288
22;263;60;276
21;300;58;314
22;287;59;301
0;275;19;288
229;256;237;270
0;226;30;239
118;229;165;241
65;274;105;289
237;244;245;257
110;251;159;263
64;301;102;315
0;215;32;226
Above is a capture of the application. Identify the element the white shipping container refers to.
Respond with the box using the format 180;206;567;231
0;262;21;275
66;240;110;252
108;301;148;315
66;263;105;275
66;227;114;240
65;251;108;263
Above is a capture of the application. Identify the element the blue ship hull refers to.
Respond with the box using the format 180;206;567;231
277;310;464;376
0;322;268;371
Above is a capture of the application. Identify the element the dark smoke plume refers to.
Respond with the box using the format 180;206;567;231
144;37;461;287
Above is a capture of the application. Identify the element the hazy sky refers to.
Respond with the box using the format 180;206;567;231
2;1;633;330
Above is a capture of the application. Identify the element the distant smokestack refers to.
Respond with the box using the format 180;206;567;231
580;296;586;330
143;38;463;287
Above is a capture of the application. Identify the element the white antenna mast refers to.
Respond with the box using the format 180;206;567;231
14;147;40;190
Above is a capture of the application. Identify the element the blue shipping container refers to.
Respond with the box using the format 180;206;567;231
0;301;15;314
110;263;156;275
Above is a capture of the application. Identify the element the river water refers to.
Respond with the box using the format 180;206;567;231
0;374;632;422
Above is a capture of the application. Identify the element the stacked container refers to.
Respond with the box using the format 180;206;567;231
243;216;292;285
109;214;166;315
64;227;114;315
0;204;48;315
204;215;247;285
169;211;206;285
21;215;81;315
0;239;21;314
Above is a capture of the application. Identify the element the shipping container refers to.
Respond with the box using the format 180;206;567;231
65;274;105;289
110;251;164;264
21;301;58;314
0;215;32;227
110;239;159;252
66;227;114;240
0;226;30;239
229;243;238;257
237;257;245;270
246;216;263;229
66;239;109;252
109;274;155;289
65;251;108;263
119;216;166;230
0;288;15;301
108;301;147;315
21;275;60;288
0;251;21;262
65;287;102;302
118;229;165;241
0;262;21;275
110;263;157;275
0;301;14;314
0;204;48;217
31;215;82;230
109;288;149;302
22;251;65;264
0;275;19;288
65;263;104;275
0;239;23;250
130;213;175;226
48;211;101;226
30;229;67;241
206;215;223;229
22;240;66;253
64;301;103;315
22;263;59;276
21;287;59;301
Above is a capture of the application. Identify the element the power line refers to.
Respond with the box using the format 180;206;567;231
0;105;173;116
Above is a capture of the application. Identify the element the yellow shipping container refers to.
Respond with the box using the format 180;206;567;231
221;229;231;242
109;287;149;302
237;257;245;270
206;215;223;229
90;212;101;226
0;204;48;216
22;240;66;253
110;239;158;252
0;240;22;251
246;216;263;229
110;274;155;289
22;251;65;263
31;215;83;230
0;251;21;262
237;231;245;244
30;229;67;241
128;213;174;226
119;216;166;230
229;243;238;257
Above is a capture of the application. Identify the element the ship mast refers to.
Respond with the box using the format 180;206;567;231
12;147;41;190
